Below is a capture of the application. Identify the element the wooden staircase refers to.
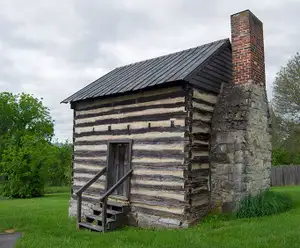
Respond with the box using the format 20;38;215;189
75;166;133;233
79;201;129;232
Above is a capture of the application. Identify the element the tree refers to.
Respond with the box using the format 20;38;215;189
272;52;300;165
273;53;300;122
48;141;72;186
270;106;284;149
0;92;54;198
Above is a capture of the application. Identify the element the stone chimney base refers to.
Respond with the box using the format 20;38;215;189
210;83;271;211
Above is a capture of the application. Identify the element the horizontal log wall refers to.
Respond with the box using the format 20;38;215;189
186;87;219;221
184;45;232;222
70;86;189;227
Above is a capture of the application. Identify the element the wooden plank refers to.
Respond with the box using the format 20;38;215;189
75;137;186;146
76;102;185;119
130;194;187;208
271;165;300;186
76;106;185;124
75;111;186;127
76;88;185;111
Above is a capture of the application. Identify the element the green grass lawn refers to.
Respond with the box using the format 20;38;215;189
44;186;71;194
1;186;300;248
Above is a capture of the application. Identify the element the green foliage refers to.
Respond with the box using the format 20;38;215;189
235;190;292;218
272;148;300;165
273;52;300;123
0;136;55;198
47;141;72;186
0;92;54;198
272;52;300;162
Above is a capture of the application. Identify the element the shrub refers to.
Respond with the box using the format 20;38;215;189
47;141;72;187
235;190;292;218
0;92;54;198
0;136;54;198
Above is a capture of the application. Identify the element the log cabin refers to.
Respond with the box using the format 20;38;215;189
62;9;271;232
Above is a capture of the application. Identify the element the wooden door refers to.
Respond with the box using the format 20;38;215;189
107;141;131;198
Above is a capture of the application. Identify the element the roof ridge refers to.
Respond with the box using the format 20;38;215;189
115;38;230;69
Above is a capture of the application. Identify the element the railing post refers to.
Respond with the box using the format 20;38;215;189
102;197;107;233
77;193;82;225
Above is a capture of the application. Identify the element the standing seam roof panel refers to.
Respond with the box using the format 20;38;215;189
84;58;152;99
143;45;207;89
62;38;230;103
89;59;152;98
105;49;184;94
163;42;217;83
169;40;225;82
130;47;199;91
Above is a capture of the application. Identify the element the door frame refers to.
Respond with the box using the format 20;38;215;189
106;139;133;200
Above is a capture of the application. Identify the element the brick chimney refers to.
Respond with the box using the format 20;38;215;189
231;10;265;86
210;10;271;212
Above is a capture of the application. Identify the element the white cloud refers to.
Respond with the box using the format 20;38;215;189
0;0;299;141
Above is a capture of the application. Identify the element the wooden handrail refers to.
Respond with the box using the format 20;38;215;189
100;169;133;201
76;166;107;225
76;167;107;195
100;168;133;232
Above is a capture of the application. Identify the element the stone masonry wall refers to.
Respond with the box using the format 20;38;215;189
210;83;271;211
69;198;95;218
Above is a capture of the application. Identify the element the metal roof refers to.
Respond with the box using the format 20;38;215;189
62;38;230;103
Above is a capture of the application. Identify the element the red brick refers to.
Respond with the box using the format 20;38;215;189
231;10;265;86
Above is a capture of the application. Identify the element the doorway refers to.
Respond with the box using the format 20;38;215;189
106;140;132;199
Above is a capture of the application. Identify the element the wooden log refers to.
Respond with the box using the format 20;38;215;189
77;96;185;117
76;102;185;119
130;194;187;208
75;111;186;127
193;89;218;104
75;137;187;146
76;106;185;125
76;88;185;111
130;183;184;191
132;150;184;159
131;205;185;218
132;163;186;170
132;174;185;182
74;126;186;138
74;150;107;157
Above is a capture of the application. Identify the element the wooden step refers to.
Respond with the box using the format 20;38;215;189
93;207;123;215
99;201;129;213
103;200;129;208
86;214;115;223
79;222;103;232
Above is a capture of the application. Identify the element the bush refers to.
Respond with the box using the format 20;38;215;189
235;190;292;218
272;148;300;165
0;92;54;198
0;136;54;198
47;141;72;187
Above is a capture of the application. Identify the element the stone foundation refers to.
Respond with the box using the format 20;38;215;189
128;212;190;229
210;83;271;211
68;198;95;218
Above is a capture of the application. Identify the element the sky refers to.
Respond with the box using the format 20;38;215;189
0;0;299;141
